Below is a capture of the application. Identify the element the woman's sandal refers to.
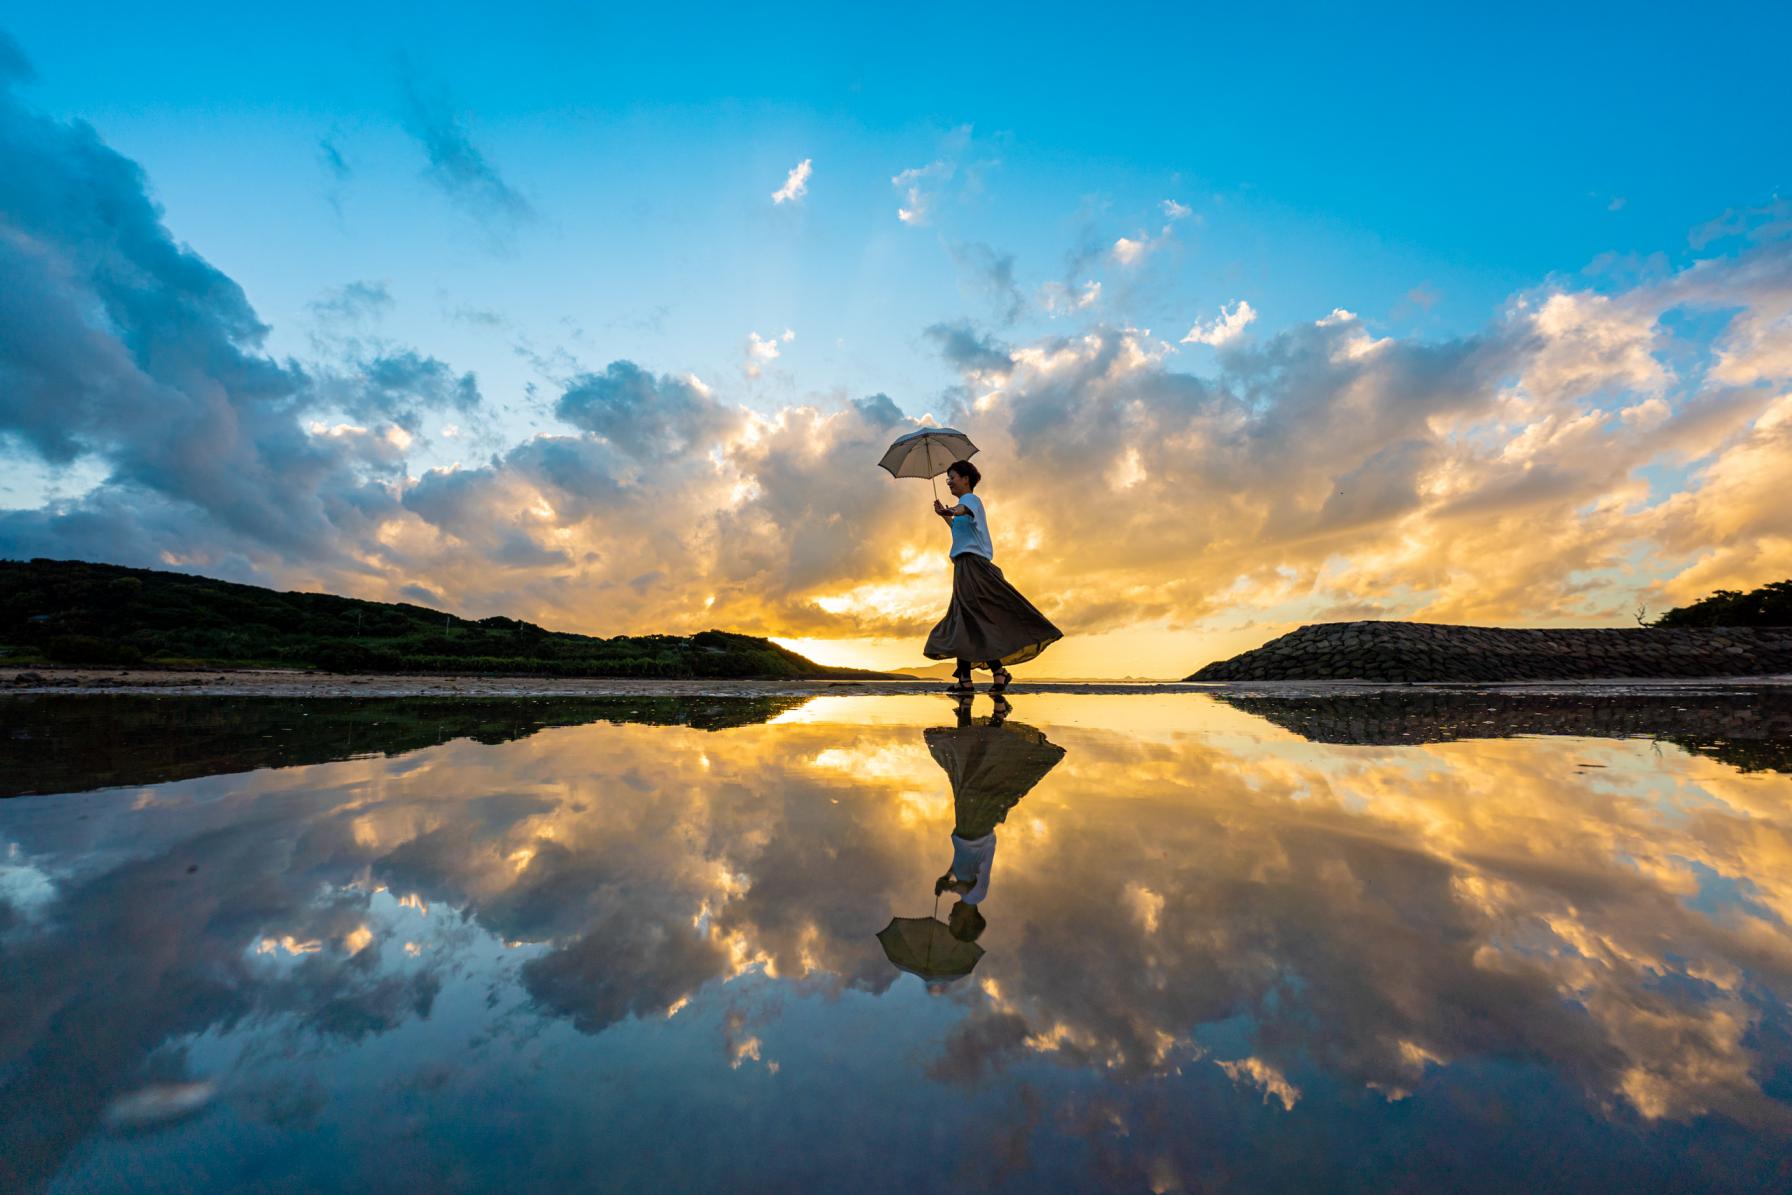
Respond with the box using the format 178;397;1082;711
947;677;976;695
989;668;1013;693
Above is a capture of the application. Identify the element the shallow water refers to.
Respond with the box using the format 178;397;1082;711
3;691;1792;1193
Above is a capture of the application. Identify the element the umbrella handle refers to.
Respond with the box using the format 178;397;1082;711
931;473;939;504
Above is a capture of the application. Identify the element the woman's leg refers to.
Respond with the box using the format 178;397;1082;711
988;660;1013;691
950;658;975;693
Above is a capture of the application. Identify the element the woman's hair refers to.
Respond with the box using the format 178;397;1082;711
947;459;981;490
948;900;987;943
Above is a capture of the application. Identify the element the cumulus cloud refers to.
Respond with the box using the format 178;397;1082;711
301;284;482;435
1112;222;1177;267
554;360;740;460
1405;283;1441;311
893;159;951;225
1038;279;1100;316
397;64;533;236
330;351;482;429
1161;198;1192;220
950;242;1025;324
924;322;1013;377
1689;198;1792;249
1519;290;1665;400
771;158;811;204
0;51;486;581
310;281;393;330
926;235;1789;637
1181;299;1257;346
891;125;982;225
1217;1057;1301;1110
0;59;386;564
4;39;1792;661
743;328;794;378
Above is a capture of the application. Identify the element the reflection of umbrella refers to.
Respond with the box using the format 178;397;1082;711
877;427;979;501
877;915;985;982
926;720;1066;840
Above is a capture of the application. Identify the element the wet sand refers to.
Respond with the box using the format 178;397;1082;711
6;666;1791;699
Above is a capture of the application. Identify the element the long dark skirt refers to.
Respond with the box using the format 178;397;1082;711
924;553;1062;672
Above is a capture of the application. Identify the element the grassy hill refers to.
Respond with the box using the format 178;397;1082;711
0;558;893;679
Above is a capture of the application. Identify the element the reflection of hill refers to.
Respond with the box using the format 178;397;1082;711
0;695;806;797
1219;689;1792;773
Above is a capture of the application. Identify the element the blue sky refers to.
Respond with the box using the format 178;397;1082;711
14;1;1785;428
2;5;1790;674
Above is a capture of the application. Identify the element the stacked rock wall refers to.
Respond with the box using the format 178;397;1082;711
1187;622;1792;683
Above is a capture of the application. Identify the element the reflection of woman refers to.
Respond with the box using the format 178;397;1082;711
928;705;1067;944
924;460;1063;696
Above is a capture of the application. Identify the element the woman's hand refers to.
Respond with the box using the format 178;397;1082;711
933;498;949;516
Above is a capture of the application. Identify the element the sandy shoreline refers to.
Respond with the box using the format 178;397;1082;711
6;666;1792;700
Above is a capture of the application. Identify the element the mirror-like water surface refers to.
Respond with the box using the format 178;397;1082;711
3;691;1792;1192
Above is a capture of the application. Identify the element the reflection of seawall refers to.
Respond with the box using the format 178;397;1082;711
1;695;806;797
1189;621;1792;682
1219;689;1792;773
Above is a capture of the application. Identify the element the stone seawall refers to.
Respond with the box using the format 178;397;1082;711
1187;622;1792;683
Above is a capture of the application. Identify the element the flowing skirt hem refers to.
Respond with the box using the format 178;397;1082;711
923;553;1062;671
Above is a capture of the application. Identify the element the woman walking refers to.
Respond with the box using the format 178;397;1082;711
923;460;1062;694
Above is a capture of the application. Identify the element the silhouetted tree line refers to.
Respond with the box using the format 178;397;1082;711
1651;579;1792;628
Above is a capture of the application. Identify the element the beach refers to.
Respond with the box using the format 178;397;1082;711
7;665;1792;699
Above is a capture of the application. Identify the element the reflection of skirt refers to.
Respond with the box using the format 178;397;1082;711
926;720;1068;838
924;553;1063;671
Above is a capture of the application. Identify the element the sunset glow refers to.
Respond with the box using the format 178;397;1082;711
3;9;1789;675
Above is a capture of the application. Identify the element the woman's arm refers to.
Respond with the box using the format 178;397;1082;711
932;499;971;518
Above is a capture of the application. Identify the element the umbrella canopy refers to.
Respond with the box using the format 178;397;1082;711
877;915;985;982
877;427;978;480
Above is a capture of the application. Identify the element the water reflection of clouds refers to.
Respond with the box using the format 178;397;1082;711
1;696;1790;1189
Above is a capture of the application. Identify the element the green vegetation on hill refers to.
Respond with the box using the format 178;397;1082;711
1654;579;1792;628
0;558;890;678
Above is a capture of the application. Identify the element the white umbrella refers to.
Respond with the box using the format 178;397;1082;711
877;427;978;501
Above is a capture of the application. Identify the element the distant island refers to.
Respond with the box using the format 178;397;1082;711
0;558;895;679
